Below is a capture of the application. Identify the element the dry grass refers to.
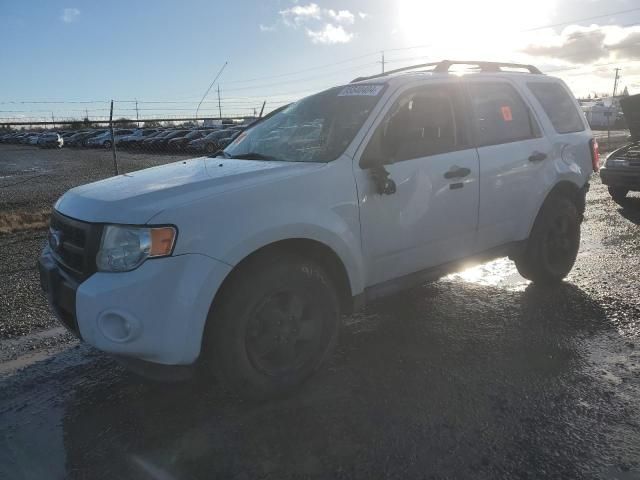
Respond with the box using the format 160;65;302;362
0;210;50;235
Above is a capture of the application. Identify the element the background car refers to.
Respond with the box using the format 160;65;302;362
65;130;99;147
37;132;63;148
27;133;42;145
189;128;239;154
144;129;189;152
140;130;176;151
86;129;135;148
167;130;211;152
118;129;159;149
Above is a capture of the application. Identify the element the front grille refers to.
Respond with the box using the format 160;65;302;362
49;211;102;280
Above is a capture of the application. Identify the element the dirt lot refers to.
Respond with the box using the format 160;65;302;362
0;145;191;339
0;144;639;479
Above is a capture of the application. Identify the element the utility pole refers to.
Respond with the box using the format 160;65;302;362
607;68;621;148
135;98;140;128
109;100;119;176
612;68;621;97
195;61;228;121
51;112;55;129
217;84;222;119
379;51;385;74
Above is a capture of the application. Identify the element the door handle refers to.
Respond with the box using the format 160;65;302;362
528;151;548;162
444;166;471;179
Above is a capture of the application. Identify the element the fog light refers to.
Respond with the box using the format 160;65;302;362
97;310;141;343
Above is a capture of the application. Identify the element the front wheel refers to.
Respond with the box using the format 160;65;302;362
514;195;580;284
205;142;216;154
203;253;340;399
608;186;628;204
103;140;112;149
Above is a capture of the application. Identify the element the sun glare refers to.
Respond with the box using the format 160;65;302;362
397;0;556;58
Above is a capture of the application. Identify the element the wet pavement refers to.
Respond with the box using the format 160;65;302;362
1;148;640;478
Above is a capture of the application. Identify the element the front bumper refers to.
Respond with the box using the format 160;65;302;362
38;251;82;336
39;247;232;365
600;167;640;190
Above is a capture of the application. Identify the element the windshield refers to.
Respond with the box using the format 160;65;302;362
223;84;386;162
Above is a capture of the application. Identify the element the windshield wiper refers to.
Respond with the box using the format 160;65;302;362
228;152;279;161
208;149;231;158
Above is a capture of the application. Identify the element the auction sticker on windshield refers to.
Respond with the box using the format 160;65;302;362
338;84;385;96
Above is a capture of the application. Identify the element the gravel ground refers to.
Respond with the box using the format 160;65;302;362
0;144;639;479
0;145;190;339
0;144;190;213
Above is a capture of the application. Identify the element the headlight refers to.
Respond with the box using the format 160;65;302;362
96;225;176;272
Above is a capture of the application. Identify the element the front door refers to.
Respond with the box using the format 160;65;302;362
354;82;480;288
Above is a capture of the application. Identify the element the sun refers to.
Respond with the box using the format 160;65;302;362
396;0;557;59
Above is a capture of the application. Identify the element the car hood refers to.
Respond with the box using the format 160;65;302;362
621;94;640;142
55;157;324;224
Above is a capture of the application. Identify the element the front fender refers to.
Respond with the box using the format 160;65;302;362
150;156;364;295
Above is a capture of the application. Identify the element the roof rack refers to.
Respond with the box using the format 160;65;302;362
350;59;542;83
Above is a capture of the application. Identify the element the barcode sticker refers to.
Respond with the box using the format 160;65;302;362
338;84;385;97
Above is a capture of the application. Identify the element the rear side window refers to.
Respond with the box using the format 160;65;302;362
468;82;540;146
527;82;585;134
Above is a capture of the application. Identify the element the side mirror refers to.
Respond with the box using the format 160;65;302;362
370;165;396;195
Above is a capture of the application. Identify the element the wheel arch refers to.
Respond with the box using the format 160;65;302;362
525;179;587;239
211;238;355;317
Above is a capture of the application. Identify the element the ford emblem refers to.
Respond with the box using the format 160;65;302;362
49;229;63;252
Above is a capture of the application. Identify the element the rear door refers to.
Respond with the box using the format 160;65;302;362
466;79;552;250
354;82;480;287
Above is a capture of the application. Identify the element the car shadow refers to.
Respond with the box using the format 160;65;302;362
617;196;640;224
25;279;630;479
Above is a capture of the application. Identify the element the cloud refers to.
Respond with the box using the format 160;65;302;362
358;12;368;20
278;3;363;44
60;8;80;23
306;24;353;44
522;24;640;64
326;9;355;25
608;31;640;59
280;3;322;26
259;24;277;32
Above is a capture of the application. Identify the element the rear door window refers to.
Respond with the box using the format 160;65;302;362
468;82;540;146
527;82;585;134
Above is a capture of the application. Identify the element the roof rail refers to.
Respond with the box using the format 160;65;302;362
351;62;440;83
350;59;542;83
433;60;542;74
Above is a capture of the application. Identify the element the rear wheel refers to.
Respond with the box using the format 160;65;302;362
205;142;216;154
204;253;340;399
514;195;580;284
608;186;628;204
103;140;112;149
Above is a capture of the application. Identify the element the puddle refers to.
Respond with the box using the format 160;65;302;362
446;257;529;290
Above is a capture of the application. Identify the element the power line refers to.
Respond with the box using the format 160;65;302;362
2;7;639;122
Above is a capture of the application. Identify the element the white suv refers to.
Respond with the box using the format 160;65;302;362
39;61;598;398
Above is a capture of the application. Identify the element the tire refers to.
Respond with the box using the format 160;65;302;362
608;186;628;204
205;142;216;154
103;140;112;149
514;195;580;284
203;253;340;399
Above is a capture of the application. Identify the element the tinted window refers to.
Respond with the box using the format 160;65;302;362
363;84;467;164
468;82;539;146
527;82;585;134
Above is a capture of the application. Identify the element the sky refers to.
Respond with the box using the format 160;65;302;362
1;0;639;123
